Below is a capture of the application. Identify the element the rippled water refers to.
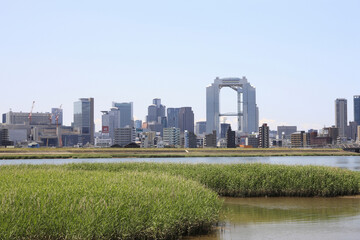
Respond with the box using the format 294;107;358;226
185;197;360;240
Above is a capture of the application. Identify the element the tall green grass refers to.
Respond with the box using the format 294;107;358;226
0;166;221;240
66;163;360;197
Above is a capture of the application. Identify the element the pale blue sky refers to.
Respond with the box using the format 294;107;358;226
1;0;359;131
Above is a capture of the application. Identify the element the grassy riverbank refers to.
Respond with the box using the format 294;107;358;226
1;163;359;239
0;147;358;159
67;163;360;197
0;165;221;240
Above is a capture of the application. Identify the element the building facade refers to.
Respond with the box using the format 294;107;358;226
112;102;134;128
291;131;309;148
178;107;194;133
277;126;297;139
195;121;206;136
206;77;258;138
258;123;269;148
114;127;135;146
163;127;180;147
167;108;180;128
73;98;94;145
335;98;347;137
354;95;360;126
101;108;121;141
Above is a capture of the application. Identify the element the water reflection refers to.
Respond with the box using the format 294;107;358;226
185;197;360;240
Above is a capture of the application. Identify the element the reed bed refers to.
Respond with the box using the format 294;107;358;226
67;163;360;197
0;166;221;240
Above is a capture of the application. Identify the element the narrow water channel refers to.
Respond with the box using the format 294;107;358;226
185;197;360;240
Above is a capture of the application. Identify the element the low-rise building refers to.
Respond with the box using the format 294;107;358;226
291;131;309;148
163;127;180;147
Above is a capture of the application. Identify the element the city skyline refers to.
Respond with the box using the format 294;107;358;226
1;1;359;131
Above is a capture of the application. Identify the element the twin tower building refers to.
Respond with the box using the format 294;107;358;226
206;77;259;138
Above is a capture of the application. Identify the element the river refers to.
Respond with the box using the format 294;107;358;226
1;155;360;171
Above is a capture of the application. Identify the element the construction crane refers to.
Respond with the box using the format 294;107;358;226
28;101;35;125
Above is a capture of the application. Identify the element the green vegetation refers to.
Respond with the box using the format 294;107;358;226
66;163;360;197
0;165;221;240
0;147;358;160
1;162;359;239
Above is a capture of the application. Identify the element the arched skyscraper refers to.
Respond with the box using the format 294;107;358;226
206;77;258;138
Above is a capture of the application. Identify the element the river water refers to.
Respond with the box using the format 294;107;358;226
1;155;360;171
2;155;360;239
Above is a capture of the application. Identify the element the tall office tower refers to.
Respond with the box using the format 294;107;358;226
73;98;94;145
178;107;194;133
167;108;180;128
2;113;6;123
354;95;360;126
101;108;121;141
335;98;348;137
147;98;166;123
195;121;207;136
277;126;297;139
206;77;258;138
51;108;63;126
220;123;231;138
258;123;269;148
112;102;133;128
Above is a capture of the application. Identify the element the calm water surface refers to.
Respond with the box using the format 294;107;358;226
1;155;360;171
185;197;360;240
2;155;360;239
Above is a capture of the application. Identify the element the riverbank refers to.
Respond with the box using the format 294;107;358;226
0;165;221;240
1;162;359;239
0;147;358;160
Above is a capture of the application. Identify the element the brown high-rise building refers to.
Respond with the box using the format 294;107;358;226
258;123;269;148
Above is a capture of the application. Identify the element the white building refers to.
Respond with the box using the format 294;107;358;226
206;77;258;139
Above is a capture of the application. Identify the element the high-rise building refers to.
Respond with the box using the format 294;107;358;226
277;126;297;139
101;108;121;141
206;77;258;138
73;98;94;145
258;123;269;148
147;98;166;124
167;108;180;128
178;107;194;133
346;121;358;141
112;102;133;128
195;121;206;136
335;98;347;137
354;95;360;126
